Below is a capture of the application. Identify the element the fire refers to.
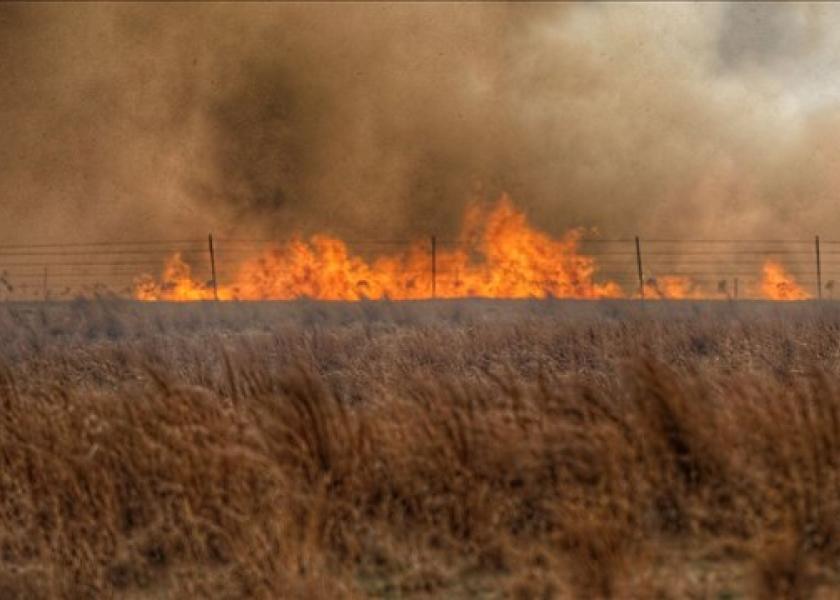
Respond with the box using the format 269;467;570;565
134;253;230;301
759;260;810;301
644;276;706;300
133;197;815;303
135;196;623;301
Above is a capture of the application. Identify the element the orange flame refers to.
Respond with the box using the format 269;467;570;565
134;253;229;301
643;276;708;300
759;260;810;300
133;197;814;303
135;196;623;301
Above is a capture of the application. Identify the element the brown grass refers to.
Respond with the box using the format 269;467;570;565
2;298;840;597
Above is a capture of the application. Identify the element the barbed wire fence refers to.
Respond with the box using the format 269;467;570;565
0;234;835;301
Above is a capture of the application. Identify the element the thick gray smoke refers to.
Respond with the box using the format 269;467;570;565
2;3;840;244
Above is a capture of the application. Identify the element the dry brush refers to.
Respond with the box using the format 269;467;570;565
1;299;840;598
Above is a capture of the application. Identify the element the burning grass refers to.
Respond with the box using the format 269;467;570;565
133;197;810;302
2;298;840;597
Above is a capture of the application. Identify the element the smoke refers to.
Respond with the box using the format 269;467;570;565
2;3;840;244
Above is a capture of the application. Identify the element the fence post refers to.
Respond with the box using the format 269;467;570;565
431;235;437;299
208;233;219;301
734;277;738;300
43;265;48;302
816;235;822;300
635;236;644;301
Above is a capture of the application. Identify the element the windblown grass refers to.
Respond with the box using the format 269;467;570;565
2;298;840;597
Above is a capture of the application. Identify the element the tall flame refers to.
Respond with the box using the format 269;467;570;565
759;260;810;300
135;196;623;301
133;198;815;303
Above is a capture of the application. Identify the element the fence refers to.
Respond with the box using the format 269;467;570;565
578;236;832;300
0;234;836;301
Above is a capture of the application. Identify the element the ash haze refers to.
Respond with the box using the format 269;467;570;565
2;3;840;244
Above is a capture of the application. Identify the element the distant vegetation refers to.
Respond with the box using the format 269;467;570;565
1;299;839;598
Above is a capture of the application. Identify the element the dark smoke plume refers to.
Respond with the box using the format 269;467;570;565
2;3;840;244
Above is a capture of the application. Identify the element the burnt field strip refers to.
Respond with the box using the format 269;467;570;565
3;298;840;597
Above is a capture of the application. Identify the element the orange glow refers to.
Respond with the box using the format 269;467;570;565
759;260;810;300
134;253;228;301
134;196;623;301
132;197;813;303
644;276;706;300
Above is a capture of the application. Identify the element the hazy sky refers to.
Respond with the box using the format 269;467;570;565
2;3;840;243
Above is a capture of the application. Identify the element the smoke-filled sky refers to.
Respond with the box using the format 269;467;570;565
3;2;840;243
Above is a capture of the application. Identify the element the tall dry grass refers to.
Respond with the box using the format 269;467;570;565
1;298;840;597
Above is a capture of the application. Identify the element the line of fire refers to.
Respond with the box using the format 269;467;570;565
0;196;829;302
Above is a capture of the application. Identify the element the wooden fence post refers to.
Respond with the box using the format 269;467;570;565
208;233;219;301
816;235;822;300
431;235;437;299
635;236;644;301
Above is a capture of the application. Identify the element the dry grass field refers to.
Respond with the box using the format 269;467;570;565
2;298;840;598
